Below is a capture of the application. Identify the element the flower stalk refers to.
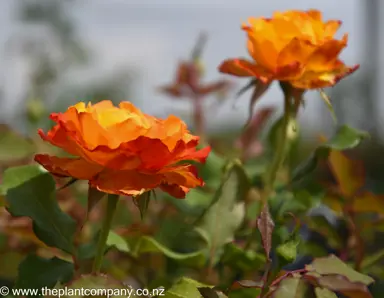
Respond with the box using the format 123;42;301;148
261;85;293;208
92;193;119;273
258;83;295;298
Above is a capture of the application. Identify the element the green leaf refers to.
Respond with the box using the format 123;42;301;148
14;255;74;296
164;189;213;216
319;90;337;124
0;125;35;163
299;242;328;258
2;165;77;253
276;239;300;264
163;277;212;298
243;158;270;178
153;217;200;252
195;162;248;264
314;287;338;298
245;199;262;221
276;190;317;219
199;149;226;189
291;125;369;182
221;243;266;272
56;274;132;298
77;231;129;260
273;277;310;298
312;275;372;298
131;236;206;268
107;231;130;253
306;255;374;285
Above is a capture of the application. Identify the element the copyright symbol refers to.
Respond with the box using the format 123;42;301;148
0;286;9;296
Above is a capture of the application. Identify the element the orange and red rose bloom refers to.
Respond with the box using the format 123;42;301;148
219;9;359;89
34;100;210;198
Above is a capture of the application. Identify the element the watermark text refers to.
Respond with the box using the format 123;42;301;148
0;285;165;297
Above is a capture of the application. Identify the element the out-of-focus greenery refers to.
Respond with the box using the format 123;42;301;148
1;1;384;298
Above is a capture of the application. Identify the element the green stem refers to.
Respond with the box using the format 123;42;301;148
261;92;291;207
259;91;292;298
244;91;293;253
92;193;119;273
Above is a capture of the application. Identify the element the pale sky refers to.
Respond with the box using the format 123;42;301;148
0;0;381;136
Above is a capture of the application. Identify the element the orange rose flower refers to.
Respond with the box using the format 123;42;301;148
34;100;211;198
219;9;359;89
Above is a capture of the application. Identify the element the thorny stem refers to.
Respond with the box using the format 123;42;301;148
259;269;308;298
270;268;307;287
92;193;119;273
258;88;293;298
261;93;291;207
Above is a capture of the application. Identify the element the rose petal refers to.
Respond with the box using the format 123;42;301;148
34;154;102;180
176;142;211;164
159;165;204;198
38;125;79;157
161;165;204;188
324;20;342;38
91;170;163;196
304;34;348;72
307;9;322;21
245;22;279;68
291;63;359;89
219;59;272;82
146;115;189;151
277;38;315;76
160;184;190;199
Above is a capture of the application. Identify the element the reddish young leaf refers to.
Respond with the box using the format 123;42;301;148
313;275;372;298
236;107;275;160
257;204;275;261
246;80;271;126
231;280;263;290
305;255;374;285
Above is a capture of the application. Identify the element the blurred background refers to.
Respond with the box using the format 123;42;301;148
0;0;380;132
0;0;383;293
0;0;383;173
0;0;382;170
